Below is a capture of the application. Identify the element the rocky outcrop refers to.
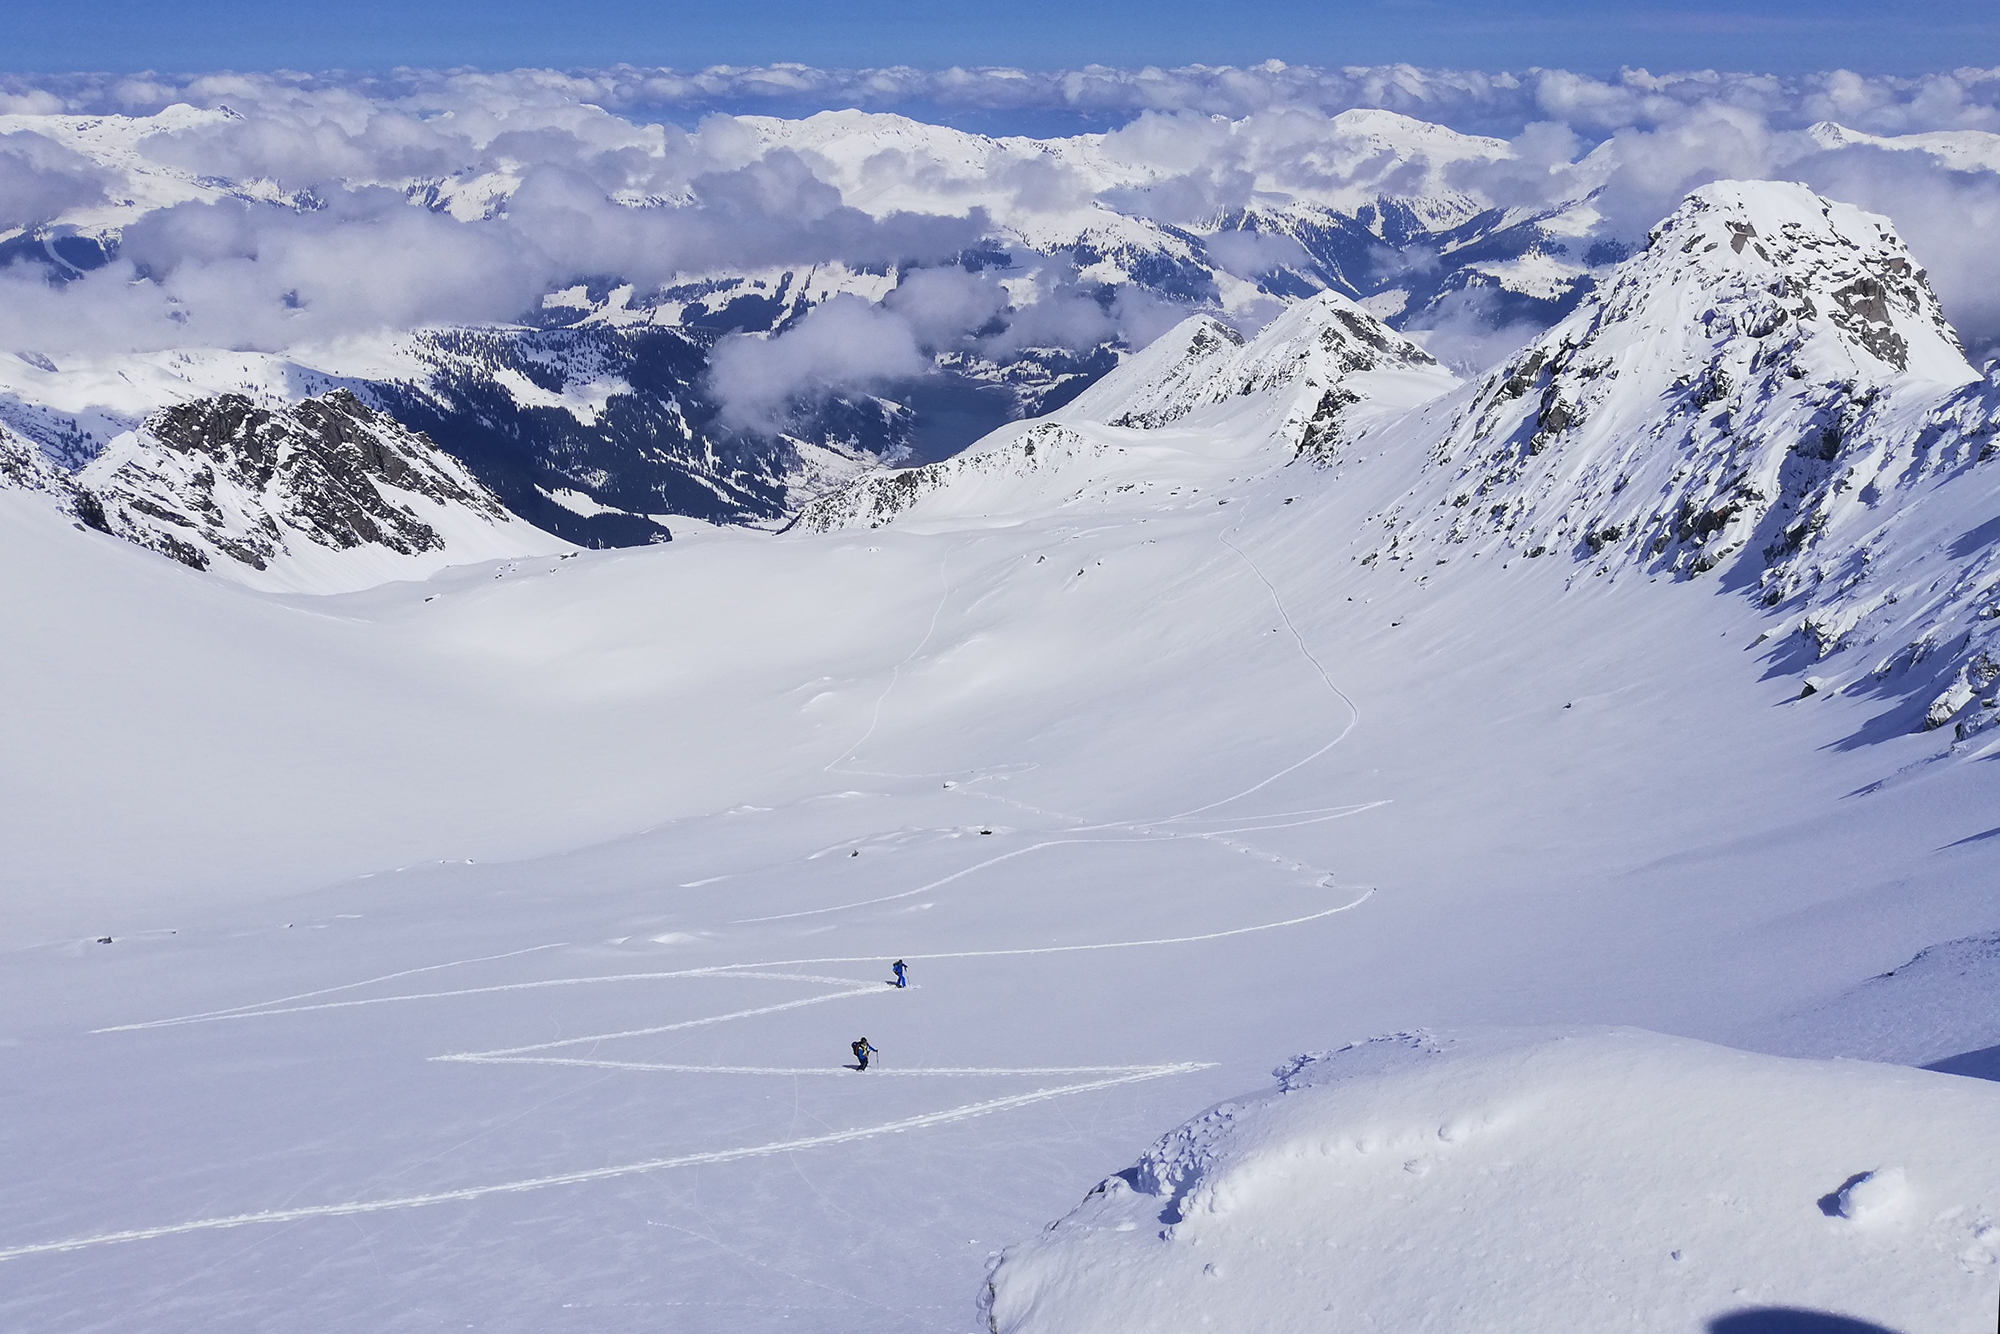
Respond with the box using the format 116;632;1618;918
0;422;73;498
72;389;563;588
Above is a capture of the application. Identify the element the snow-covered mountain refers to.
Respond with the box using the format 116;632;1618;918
1339;180;2000;740
0;322;921;548
1808;119;2000;174
1059;288;1456;455
740;107;1599;327
797;290;1458;531
38;389;567;592
0;101;1616;550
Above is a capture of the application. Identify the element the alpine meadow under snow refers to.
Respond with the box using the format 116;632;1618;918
2;62;2000;1334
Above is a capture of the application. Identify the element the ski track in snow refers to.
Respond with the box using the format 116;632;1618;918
746;515;1379;926
0;1067;1207;1265
95;894;1375;1033
46;895;1375;1265
34;513;1377;1266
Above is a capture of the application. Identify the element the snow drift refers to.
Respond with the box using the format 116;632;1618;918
983;1028;2000;1334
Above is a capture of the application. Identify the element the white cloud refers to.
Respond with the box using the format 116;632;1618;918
0;131;109;230
708;294;931;431
7;62;2000;405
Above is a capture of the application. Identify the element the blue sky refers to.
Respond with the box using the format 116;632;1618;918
7;0;1999;76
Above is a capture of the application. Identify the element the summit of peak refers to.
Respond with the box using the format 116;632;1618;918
1579;180;1967;382
1059;286;1454;443
1654;179;1902;258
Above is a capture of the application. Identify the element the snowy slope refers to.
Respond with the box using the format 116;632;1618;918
6;453;1997;1333
985;1028;2000;1334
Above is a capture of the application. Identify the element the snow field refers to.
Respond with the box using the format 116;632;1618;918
5;387;2000;1331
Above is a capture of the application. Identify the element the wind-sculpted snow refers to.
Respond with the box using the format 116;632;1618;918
982;1028;2000;1333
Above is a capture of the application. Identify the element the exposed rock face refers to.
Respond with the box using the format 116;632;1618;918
74;389;546;584
0;422;71;496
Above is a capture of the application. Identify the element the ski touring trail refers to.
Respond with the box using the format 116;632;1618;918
16;504;1388;1290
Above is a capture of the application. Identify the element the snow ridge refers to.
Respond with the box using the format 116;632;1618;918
797;292;1457;532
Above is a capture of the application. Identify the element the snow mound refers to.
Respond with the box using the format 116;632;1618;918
982;1028;2000;1334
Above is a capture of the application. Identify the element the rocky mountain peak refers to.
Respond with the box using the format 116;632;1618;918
1224;289;1440;392
1615;179;1964;379
1378;183;1976;581
1055;315;1246;430
1059;290;1449;451
72;389;564;592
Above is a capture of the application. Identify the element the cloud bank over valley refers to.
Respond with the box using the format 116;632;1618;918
8;59;2000;518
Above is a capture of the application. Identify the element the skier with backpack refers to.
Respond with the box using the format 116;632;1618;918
851;1037;878;1071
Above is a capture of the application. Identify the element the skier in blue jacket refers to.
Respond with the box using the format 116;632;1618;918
891;959;907;988
851;1038;878;1071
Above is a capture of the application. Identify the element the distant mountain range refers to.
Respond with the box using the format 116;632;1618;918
0;105;1622;548
8;105;2000;734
